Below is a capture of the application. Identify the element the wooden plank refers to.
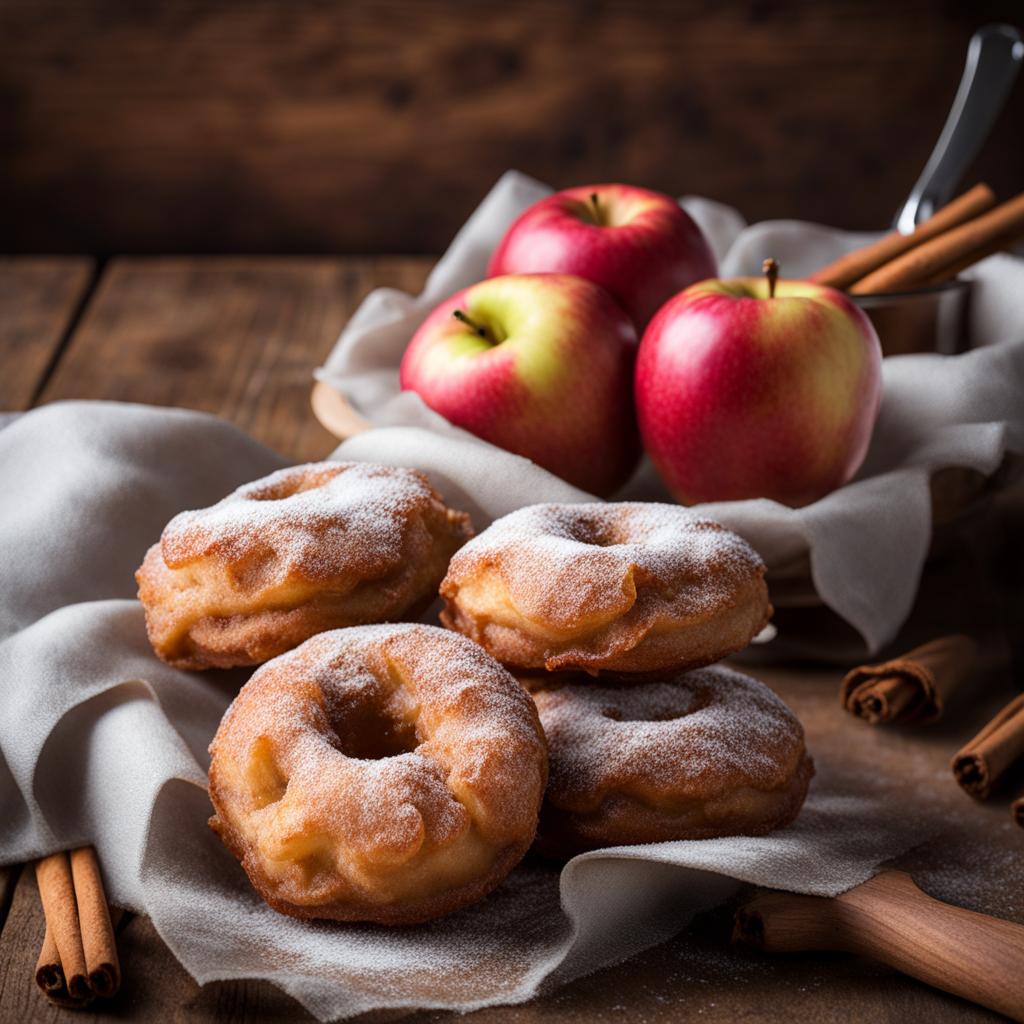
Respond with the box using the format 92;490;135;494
0;257;94;410
38;257;431;463
3;1;1023;255
0;869;50;1024
0;866;20;935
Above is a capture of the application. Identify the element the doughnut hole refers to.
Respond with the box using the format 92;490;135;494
246;464;337;501
570;511;627;549
600;687;702;724
324;672;422;761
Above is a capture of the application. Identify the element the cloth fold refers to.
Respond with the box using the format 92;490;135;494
5;173;1023;1017
318;170;1024;657
0;400;960;1020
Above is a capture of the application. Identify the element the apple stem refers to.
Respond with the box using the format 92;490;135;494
762;258;780;299
589;192;601;223
452;309;491;341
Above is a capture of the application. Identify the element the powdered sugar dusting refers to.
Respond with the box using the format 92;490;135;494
162;461;463;584
211;623;546;891
447;502;765;627
534;665;806;808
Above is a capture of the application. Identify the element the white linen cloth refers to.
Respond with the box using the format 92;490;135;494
318;170;1024;656
2;173;1023;1019
0;402;960;1020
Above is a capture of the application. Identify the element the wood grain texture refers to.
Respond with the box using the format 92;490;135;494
38;257;431;462
0;866;20;935
3;0;1023;255
0;258;94;409
736;871;1024;1021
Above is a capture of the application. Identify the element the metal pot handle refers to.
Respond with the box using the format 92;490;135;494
894;24;1022;233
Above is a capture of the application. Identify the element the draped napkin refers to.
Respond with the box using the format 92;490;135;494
0;401;976;1020
3;172;1024;1019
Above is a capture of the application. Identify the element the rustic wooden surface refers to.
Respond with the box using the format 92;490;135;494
0;256;1020;1023
39;257;432;463
0;258;94;409
3;0;1024;255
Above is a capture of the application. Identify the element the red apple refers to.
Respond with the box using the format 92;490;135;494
635;261;883;507
400;273;640;496
487;184;717;328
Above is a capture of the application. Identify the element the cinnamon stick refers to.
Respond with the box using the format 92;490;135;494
1012;793;1024;829
35;924;93;1008
34;853;90;1002
34;846;120;1008
916;225;1024;286
951;693;1024;799
851;191;1024;294
35;924;65;994
810;183;995;290
69;846;121;998
840;635;976;726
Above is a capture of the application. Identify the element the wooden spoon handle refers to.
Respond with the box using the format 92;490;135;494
311;379;371;441
735;870;1024;1022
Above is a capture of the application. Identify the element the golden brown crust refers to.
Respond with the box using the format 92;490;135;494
526;666;813;857
208;624;548;924
136;462;472;669
440;503;770;673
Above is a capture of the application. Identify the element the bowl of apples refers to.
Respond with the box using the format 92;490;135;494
317;178;882;508
312;171;1020;660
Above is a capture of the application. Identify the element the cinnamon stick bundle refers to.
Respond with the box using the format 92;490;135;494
851;191;1024;294
34;846;120;1008
840;635;976;726
810;184;996;290
951;694;1024;800
35;853;90;1003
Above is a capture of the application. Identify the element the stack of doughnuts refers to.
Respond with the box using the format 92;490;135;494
137;466;812;924
440;502;813;857
138;462;548;925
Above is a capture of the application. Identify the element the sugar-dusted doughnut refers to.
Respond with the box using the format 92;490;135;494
208;624;548;924
137;462;472;670
524;665;812;855
439;502;770;673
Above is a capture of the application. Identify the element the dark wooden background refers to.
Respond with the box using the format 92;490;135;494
2;0;1023;256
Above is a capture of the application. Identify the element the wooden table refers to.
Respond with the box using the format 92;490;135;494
0;256;1019;1024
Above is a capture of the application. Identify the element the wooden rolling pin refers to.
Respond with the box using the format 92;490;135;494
734;870;1024;1022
